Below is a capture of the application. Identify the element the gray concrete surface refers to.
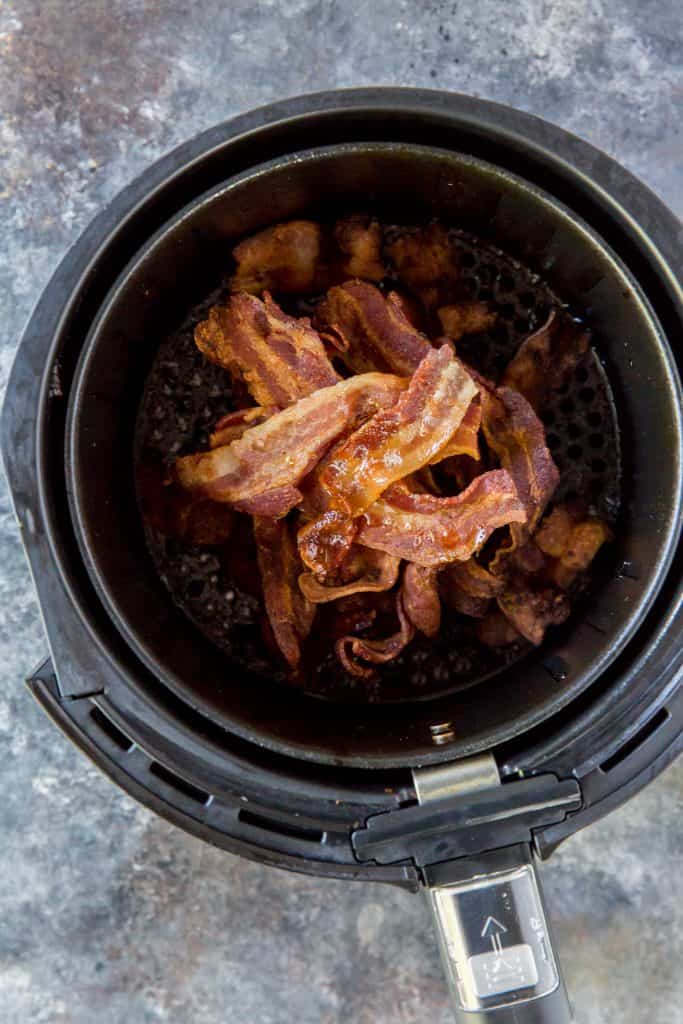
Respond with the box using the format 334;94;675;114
1;2;682;1022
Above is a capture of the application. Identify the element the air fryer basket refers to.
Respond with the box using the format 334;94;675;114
66;144;681;767
135;220;620;705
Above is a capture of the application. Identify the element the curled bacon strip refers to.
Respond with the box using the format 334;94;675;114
438;301;497;341
298;347;478;573
315;280;431;376
336;592;415;679
195;292;339;408
402;563;441;637
209;406;277;448
175;372;406;517
254;516;315;669
387;224;460;308
356;470;526;567
299;546;400;604
433;395;482;462
502;311;590;411
481;384;559;566
230;220;323;295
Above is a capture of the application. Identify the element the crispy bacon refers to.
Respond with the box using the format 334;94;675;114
356;470;526;567
402;563;441;637
175;372;406;516
477;610;521;647
387;290;427;331
230;220;323;295
315;280;432;376
533;505;612;588
443;558;504;599
195;292;339;409
550;519;612;589
209;406;277;448
535;505;575;558
334;215;385;281
481;384;559;566
433;395;482;462
298;347;478;573
497;583;570;646
387;224;460;307
437;301;496;341
442;584;491;619
336;592;415;679
502;312;590;411
298;546;400;603
321;348;476;512
253;516;315;669
230;217;386;298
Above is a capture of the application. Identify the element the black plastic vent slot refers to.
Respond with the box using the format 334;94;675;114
238;808;325;844
90;707;134;752
149;761;210;805
600;708;670;773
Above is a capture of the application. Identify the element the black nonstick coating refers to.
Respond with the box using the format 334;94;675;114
65;144;683;766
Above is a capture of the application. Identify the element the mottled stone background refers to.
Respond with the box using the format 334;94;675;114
1;2;682;1022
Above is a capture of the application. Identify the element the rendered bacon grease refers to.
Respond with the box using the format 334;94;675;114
161;216;612;679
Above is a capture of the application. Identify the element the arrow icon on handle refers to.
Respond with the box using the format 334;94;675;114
481;916;507;938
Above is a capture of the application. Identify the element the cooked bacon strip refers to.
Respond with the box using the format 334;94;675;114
549;519;612;589
477;610;522;647
298;347;478;573
254;516;315;669
356;470;526;567
531;505;612;588
321;593;382;642
497;584;570;646
442;584;491;620
502;311;590;411
440;559;495;619
299;546;400;603
230;220;323;294
387;224;460;308
195;292;339;409
535;505;576;558
175;372;406;516
444;558;504;599
433;395;482;462
402;563;441;637
230;216;385;298
322;348;476;512
481;384;559;566
315;280;432;376
438;301;497;341
336;592;415;679
209;406;277;448
387;290;426;331
334;215;385;281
